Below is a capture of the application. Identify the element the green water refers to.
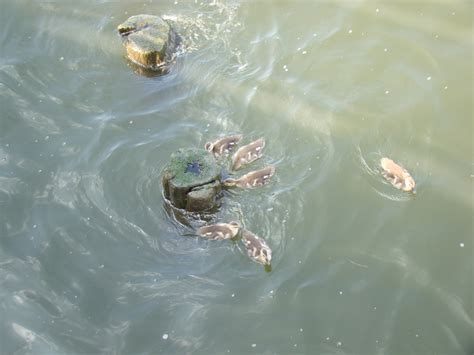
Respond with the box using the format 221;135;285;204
0;1;472;354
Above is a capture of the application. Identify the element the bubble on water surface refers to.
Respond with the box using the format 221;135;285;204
162;333;169;340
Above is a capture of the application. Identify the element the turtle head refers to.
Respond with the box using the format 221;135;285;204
204;142;213;152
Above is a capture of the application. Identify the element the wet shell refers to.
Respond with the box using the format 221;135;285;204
231;137;265;170
205;134;243;157
380;157;416;192
241;229;272;266
196;221;241;240
223;166;275;188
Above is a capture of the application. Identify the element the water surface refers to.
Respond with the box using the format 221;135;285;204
0;1;472;354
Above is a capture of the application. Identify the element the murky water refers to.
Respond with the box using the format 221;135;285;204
1;1;472;354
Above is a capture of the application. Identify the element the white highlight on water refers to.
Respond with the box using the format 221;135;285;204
12;323;36;343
